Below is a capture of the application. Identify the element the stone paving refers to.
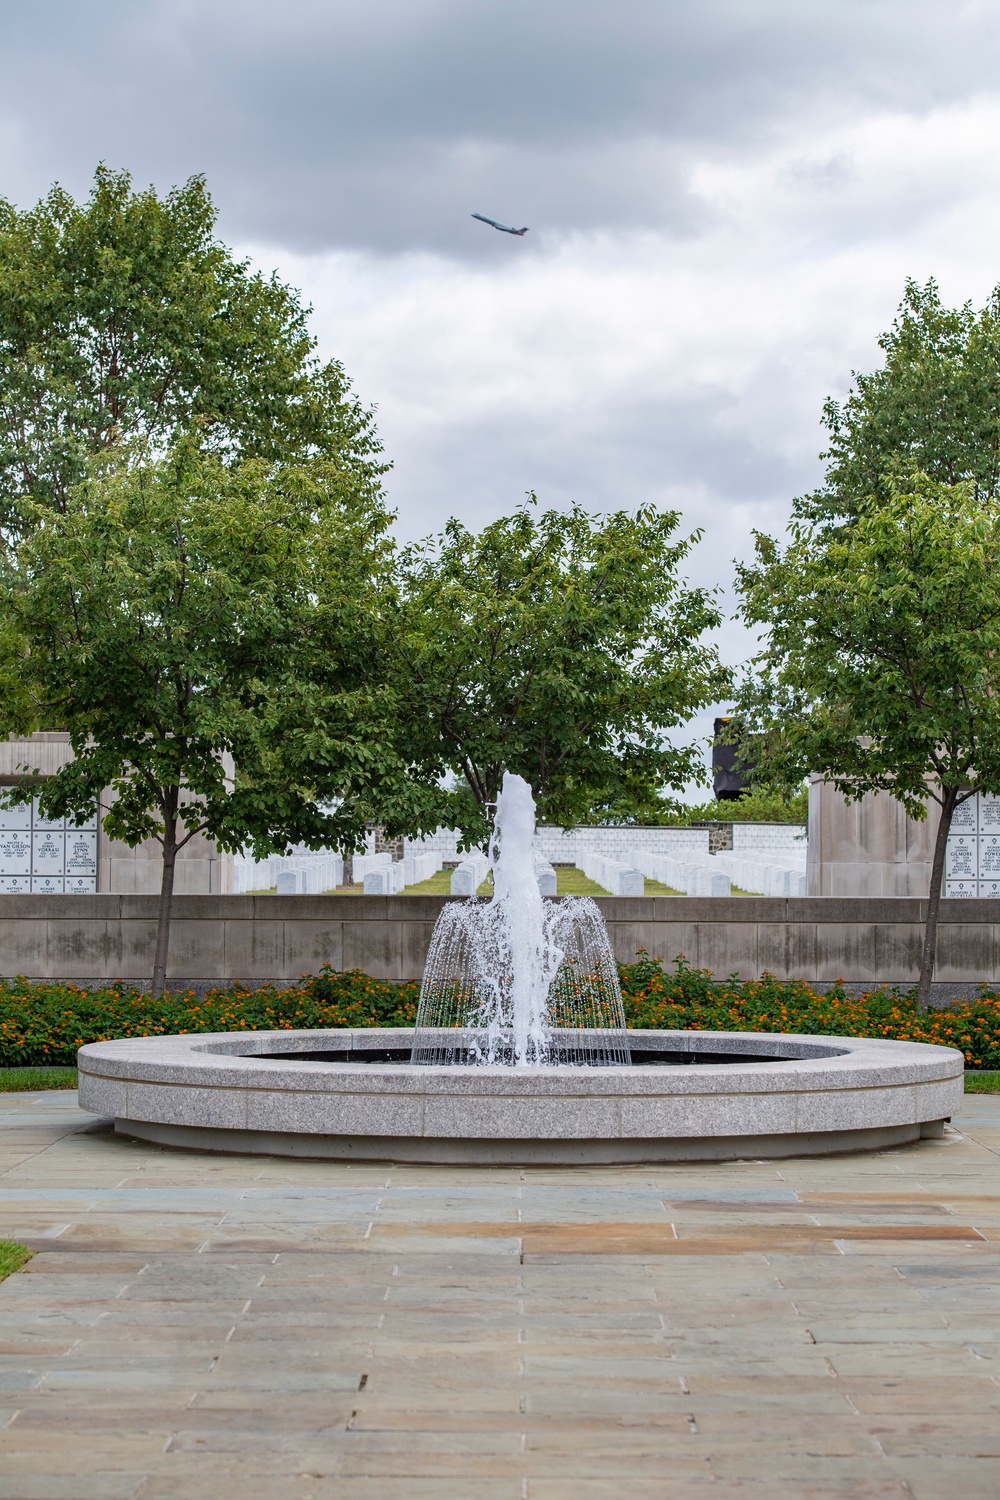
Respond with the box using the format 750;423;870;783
1;1092;1000;1498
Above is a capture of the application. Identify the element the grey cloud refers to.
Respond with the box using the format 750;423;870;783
380;382;813;550
0;0;998;253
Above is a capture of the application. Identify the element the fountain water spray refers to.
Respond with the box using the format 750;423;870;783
411;772;631;1067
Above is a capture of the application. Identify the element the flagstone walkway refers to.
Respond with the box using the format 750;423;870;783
1;1090;999;1498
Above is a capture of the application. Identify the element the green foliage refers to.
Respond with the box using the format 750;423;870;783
656;785;809;826
0;165;385;527
0;1243;31;1281
0;1067;76;1091
618;956;1000;1068
737;276;1000;1006
0;442;418;852
735;479;1000;817
0;972;422;1064
804;277;1000;527
394;498;730;847
2;957;995;1068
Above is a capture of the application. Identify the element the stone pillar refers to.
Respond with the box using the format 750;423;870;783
807;775;937;897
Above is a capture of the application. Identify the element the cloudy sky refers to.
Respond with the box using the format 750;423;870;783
2;0;999;788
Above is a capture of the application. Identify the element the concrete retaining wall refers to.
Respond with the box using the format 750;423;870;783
2;894;1000;991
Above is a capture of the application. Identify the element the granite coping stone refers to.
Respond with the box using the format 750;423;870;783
77;1027;963;1098
76;1028;964;1160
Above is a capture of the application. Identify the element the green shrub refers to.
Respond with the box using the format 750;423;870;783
0;955;997;1068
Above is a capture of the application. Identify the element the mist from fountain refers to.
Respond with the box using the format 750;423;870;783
410;772;631;1068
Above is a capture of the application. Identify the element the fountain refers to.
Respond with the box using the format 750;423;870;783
77;776;964;1163
411;773;630;1068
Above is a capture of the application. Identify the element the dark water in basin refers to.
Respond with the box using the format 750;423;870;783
252;1047;793;1067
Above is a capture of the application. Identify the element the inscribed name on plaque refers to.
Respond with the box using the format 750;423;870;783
946;835;978;879
65;832;97;879
952;798;979;831
0;830;31;875
32;830;64;876
981;834;1000;877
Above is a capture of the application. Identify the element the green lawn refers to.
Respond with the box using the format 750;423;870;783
402;868;685;897
0;1242;32;1281
0;1067;77;1091
402;869;459;895
553;867;607;896
254;869;756;897
965;1071;1000;1092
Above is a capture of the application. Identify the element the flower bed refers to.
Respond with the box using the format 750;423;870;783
1;956;998;1069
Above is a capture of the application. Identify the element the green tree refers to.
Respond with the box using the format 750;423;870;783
0;165;384;528
393;500;730;847
734;477;1000;1008
658;784;809;827
803;278;1000;528
0;443;435;992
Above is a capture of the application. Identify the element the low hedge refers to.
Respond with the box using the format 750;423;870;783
2;955;1000;1069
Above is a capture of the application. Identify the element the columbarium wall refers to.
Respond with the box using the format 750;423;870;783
0;733;232;895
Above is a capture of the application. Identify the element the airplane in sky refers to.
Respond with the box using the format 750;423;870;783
471;213;529;236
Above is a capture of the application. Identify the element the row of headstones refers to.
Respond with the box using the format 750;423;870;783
588;849;808;897
234;852;345;894
234;848;447;895
363;851;444;894
448;855;558;896
711;851;807;897
577;852;644;896
632;850;730;896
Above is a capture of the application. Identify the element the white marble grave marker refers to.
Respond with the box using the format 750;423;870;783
32;831;64;875
0;831;31;875
980;835;1000;875
946;836;977;878
952;798;978;830
64;831;97;878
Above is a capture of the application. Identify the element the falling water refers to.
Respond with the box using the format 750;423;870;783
410;772;631;1067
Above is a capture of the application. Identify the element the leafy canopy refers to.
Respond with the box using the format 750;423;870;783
394;499;730;845
0;441;424;863
657;785;809;827
0;165;385;525
804;277;1000;527
734;477;1000;818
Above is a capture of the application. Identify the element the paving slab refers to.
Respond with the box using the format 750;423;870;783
1;1088;1000;1495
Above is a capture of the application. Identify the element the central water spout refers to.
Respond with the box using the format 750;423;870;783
487;772;561;1066
410;775;631;1068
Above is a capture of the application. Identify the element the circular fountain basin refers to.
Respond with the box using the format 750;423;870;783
76;1027;964;1164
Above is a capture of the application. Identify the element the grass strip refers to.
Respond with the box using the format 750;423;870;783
0;1066;78;1092
964;1071;1000;1092
0;1242;32;1281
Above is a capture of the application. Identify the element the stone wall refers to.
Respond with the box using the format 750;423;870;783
3;892;999;991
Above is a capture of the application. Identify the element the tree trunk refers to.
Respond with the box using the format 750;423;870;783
153;835;178;994
917;786;960;1011
342;851;353;887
